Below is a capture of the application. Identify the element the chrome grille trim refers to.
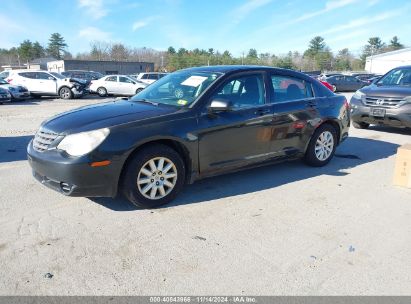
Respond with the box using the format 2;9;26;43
33;128;59;152
365;96;403;108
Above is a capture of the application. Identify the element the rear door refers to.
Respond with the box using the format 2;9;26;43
268;72;321;156
103;76;118;94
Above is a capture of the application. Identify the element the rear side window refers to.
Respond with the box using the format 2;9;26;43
270;75;313;103
18;72;36;79
105;76;117;82
141;74;149;79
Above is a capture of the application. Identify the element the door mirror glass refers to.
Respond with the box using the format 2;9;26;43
209;98;230;112
48;76;56;81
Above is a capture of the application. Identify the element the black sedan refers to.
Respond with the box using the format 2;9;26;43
27;66;350;208
323;75;368;92
0;87;11;104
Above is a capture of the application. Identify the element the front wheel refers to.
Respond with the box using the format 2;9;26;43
304;124;337;167
59;87;73;99
122;144;186;208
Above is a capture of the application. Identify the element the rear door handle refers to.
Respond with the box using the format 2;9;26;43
254;109;271;115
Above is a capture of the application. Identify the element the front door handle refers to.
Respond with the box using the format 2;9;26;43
254;109;271;115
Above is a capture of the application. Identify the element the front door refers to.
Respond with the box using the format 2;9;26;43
118;76;136;95
35;72;57;95
197;73;273;175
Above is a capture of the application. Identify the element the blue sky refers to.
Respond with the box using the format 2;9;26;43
1;0;410;56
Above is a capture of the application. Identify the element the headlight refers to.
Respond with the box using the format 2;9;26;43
57;128;110;156
353;90;365;100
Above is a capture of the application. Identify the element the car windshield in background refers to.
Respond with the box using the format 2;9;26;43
377;68;411;86
50;72;65;79
0;79;8;84
130;71;222;106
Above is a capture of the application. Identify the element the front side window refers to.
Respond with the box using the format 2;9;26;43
105;76;117;82
270;75;312;102
37;72;52;80
119;76;134;83
378;68;411;86
211;74;265;108
130;70;221;107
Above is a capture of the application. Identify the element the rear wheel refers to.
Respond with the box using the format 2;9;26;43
304;124;337;167
122;144;186;208
97;87;107;97
59;87;73;99
135;88;144;94
352;121;370;129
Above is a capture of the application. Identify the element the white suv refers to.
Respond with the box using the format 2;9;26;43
134;72;168;85
6;70;87;99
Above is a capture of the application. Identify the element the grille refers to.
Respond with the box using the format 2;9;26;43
365;96;403;108
33;129;59;152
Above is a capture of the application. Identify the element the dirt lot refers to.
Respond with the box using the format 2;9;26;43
0;93;410;295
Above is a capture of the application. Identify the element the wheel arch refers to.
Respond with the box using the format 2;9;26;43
118;138;193;192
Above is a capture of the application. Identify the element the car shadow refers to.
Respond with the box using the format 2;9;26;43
90;136;400;211
368;125;411;135
0;135;33;163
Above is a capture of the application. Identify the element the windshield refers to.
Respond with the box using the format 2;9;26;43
0;79;8;84
130;70;222;106
377;68;411;86
50;72;65;79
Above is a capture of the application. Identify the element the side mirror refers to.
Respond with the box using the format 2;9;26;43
48;76;56;81
208;98;231;113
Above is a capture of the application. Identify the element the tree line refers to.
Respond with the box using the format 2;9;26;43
0;33;405;72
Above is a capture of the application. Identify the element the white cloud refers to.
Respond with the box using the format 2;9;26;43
319;10;403;36
78;27;111;41
231;0;273;24
287;0;358;24
78;0;108;19
132;16;159;31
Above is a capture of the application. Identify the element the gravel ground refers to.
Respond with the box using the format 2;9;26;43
0;93;410;295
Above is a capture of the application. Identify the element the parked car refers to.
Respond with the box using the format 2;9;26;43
0;78;30;100
350;65;411;129
0;71;10;80
27;65;350;208
89;75;147;97
61;70;104;81
6;70;87;99
0;87;11;104
320;81;334;91
353;73;375;82
323;75;368;92
134;72;168;84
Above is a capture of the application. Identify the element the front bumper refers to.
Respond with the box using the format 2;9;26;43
11;91;30;100
350;97;411;128
0;93;11;103
27;140;121;197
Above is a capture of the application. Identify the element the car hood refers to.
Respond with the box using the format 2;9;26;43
361;84;411;98
41;100;180;134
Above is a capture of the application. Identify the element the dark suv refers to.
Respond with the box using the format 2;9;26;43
350;66;411;129
27;66;350;208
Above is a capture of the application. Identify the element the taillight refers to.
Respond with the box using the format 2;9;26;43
7;78;12;83
344;98;350;110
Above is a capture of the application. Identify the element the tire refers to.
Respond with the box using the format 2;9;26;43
97;87;107;97
352;121;370;129
304;124;337;167
121;144;186;208
59;87;73;99
332;85;337;92
135;88;144;94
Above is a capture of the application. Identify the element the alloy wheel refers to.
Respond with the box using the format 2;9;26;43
137;157;178;200
314;131;334;161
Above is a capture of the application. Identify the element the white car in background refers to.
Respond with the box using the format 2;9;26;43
133;72;168;85
6;70;87;99
89;75;147;97
0;78;30;100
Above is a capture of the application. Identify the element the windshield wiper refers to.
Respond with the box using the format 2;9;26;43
132;98;159;106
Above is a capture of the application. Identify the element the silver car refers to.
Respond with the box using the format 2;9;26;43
0;78;30;100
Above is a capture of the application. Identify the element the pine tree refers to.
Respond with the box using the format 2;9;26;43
47;33;68;59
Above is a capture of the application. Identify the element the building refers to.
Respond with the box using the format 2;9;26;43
47;60;154;75
365;48;411;74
